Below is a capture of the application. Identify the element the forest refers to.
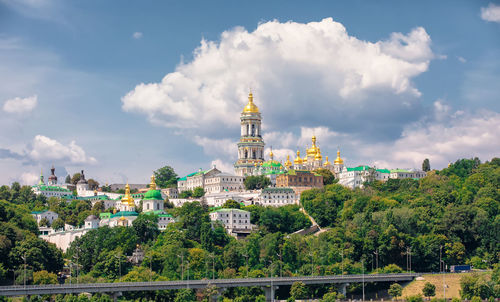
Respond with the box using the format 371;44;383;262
0;157;498;301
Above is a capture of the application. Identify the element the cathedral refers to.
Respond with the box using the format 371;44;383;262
234;93;344;177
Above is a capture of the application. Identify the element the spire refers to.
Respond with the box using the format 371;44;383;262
284;155;292;168
149;174;157;190
38;169;45;185
269;147;274;160
324;156;331;166
294;150;303;164
334;148;344;165
242;92;260;113
122;183;135;207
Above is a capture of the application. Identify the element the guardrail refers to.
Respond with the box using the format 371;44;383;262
0;273;419;297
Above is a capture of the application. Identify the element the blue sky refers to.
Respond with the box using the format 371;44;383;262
0;0;499;185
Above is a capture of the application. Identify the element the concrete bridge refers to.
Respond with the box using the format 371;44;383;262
0;273;419;301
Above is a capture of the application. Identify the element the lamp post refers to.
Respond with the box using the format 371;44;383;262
21;254;26;288
114;252;121;281
243;253;249;278
309;251;314;276
210;253;215;280
341;250;344;277
186;261;190;289
374;249;379;273
277;251;282;277
177;253;184;281
362;258;365;302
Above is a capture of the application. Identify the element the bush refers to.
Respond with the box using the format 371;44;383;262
406;294;424;302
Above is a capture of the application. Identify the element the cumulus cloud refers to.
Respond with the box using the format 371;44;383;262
0;135;97;165
481;3;500;23
367;110;500;169
133;32;143;39
20;172;39;185
3;95;38;114
122;18;434;140
210;159;235;174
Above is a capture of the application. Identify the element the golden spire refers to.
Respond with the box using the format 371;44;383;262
242;92;260;113
121;183;135;207
294;150;303;164
149;174;157;190
334;149;344;165
324;156;331;166
315;147;322;161
307;135;319;157
284;155;292;168
269;147;274;160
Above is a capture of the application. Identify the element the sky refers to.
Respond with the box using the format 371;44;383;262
0;0;499;186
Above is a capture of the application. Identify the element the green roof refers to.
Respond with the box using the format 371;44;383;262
31;210;47;214
211;208;249;214
114;193;145;200
100;212;111;219
262;160;283;168
143;189;163;200
32;185;71;192
390;169;411;173
110;211;139;218
377;169;391;173
346;166;371;172
158;214;173;218
178;170;206;181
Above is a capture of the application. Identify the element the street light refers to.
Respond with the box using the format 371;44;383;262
177;253;184;281
114;252;122;281
21;253;27;288
373;249;379;273
277;252;282;278
243;253;249;278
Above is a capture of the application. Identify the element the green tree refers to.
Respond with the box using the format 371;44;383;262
33;270;57;285
321;292;337;302
71;173;81;185
222;199;240;209
388;283;403;301
290;281;308;300
87;179;99;190
174;289;196;302
422;158;431;172
65;175;71;184
39;217;50;227
132;214;160;244
243;176;271;190
422;282;436;299
192;187;205;198
314;168;335;185
51;218;65;231
176;202;210;242
154;166;178;188
179;190;193;199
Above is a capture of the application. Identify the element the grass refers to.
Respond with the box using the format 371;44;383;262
402;272;491;299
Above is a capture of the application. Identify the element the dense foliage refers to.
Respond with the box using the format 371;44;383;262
243;175;271;190
154;165;178;188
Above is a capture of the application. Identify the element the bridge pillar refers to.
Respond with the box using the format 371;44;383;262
111;291;122;302
338;283;349;295
261;285;278;302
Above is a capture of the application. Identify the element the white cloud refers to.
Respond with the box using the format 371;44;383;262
28;135;97;164
457;56;467;63
210;159;235;174
20;172;39;185
481;3;500;23
193;136;236;159
122;18;434;135
133;32;143;39
3;95;38;114
367;110;500;169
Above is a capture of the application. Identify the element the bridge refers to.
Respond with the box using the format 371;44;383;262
0;273;419;301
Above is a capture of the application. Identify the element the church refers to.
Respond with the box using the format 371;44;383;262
233;92;345;178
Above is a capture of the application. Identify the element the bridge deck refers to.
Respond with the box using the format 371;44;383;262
0;273;419;297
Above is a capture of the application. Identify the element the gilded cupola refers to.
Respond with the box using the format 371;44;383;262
324;156;331;166
334;149;344;165
294;150;303;164
121;183;135;207
284;155;293;168
242;92;260;113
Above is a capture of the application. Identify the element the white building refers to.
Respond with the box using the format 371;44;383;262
258;187;297;206
31;210;59;226
390;169;427;179
338;166;391;189
157;213;175;230
162;187;178;199
39;214;99;252
142;175;164;212
204;172;244;193
204;191;260;207
76;170;90;196
210;208;252;237
32;170;72;198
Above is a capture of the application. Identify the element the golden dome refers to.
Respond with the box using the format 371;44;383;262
284;155;292;168
324;156;331;166
149;174;157;190
121;183;135;207
306;136;319;156
242;93;259;113
334;149;344;165
269;148;274;160
315;148;322;161
294;150;303;164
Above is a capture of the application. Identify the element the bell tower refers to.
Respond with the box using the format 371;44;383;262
234;93;265;176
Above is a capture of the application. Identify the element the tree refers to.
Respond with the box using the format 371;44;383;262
314;168;335;185
154;166;178;188
422;282;436;299
422;158;431;172
39;217;50;227
179;190;193;199
388;283;403;301
244;176;271;190
51;218;65;231
132;214;160;244
321;292;337;302
33;270;57;285
174;289;196;302
222;199;240;209
290;281;308;300
192;187;205;198
65;175;71;184
87;179;99;190
71;173;81;185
